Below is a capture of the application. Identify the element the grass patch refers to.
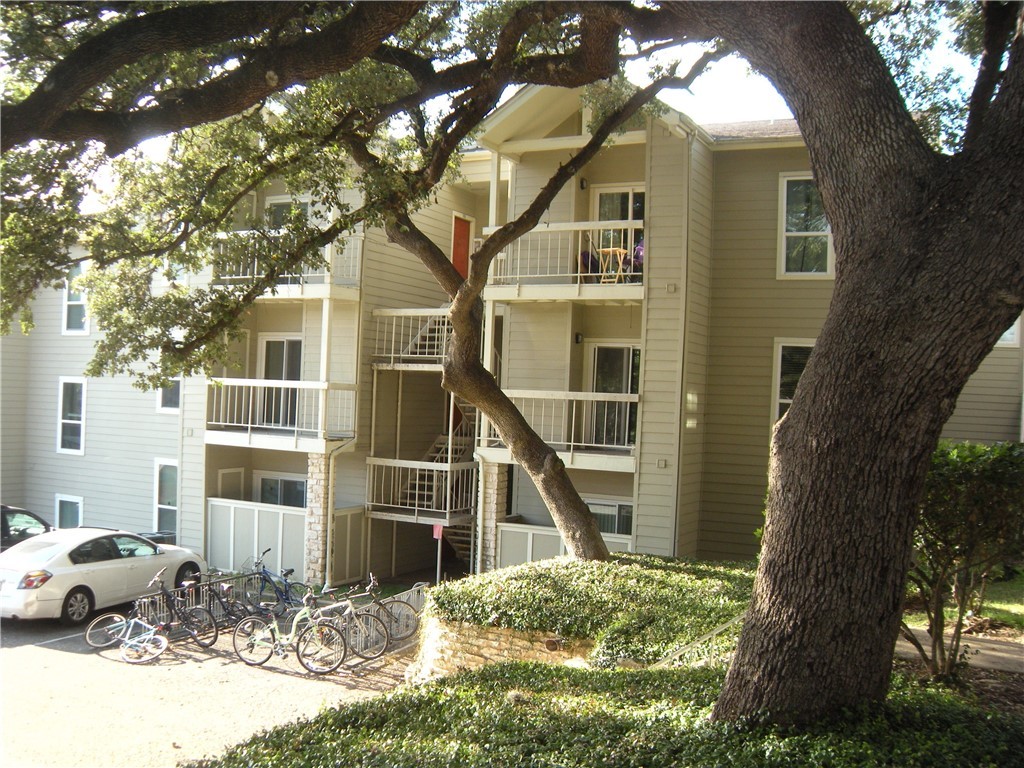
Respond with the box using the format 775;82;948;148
184;662;1024;768
981;571;1024;630
428;553;754;666
904;569;1024;634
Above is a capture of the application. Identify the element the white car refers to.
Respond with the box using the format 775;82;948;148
0;528;206;625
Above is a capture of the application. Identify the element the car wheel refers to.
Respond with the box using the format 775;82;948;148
175;562;200;588
60;587;93;626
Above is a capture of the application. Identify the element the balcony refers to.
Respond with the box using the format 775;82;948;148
205;378;356;452
483;220;644;301
372;308;452;369
211;231;363;300
478;389;638;472
365;458;477;525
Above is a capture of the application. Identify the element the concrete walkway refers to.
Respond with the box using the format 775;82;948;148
895;628;1023;673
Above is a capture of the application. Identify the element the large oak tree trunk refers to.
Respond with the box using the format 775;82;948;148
654;2;1024;724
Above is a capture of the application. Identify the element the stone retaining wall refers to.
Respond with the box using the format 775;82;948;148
406;614;594;684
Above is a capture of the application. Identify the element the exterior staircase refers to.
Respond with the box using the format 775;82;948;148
398;400;478;512
404;312;450;363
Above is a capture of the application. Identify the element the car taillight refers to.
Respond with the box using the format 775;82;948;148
18;570;53;589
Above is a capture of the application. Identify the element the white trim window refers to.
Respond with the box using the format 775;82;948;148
997;316;1020;346
586;498;634;536
778;173;833;278
591;184;645;255
155;460;179;533
254;471;307;508
57;377;86;454
62;262;89;334
55;494;83;528
158;377;182;412
773;340;815;421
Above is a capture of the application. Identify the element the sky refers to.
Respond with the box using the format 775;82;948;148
625;47;793;126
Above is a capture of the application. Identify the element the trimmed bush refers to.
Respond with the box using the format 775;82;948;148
184;663;1024;768
427;553;754;666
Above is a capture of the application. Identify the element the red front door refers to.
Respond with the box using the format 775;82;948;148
452;216;471;278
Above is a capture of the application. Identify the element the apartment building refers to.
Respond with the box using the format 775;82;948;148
2;84;1020;584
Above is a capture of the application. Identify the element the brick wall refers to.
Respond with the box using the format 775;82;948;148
405;614;594;684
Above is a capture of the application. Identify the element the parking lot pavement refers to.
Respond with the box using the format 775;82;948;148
0;615;412;768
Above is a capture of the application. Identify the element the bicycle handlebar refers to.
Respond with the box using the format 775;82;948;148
147;566;168;588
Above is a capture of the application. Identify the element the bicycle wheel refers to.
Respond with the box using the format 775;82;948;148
85;612;126;648
185;606;219;648
286;581;308;606
296;623;347;674
222;598;251;624
120;634;168;664
233;617;273;666
381;599;419;641
347;612;389;659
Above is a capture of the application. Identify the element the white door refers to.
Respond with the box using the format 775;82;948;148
588;345;640;447
261;338;301;427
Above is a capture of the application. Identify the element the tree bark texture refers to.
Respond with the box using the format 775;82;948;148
652;2;1024;724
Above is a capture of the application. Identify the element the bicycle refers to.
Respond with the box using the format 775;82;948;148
319;584;390;660
84;598;169;664
231;589;346;674
198;570;253;626
358;573;420;643
245;548;307;613
144;566;220;648
117;617;169;663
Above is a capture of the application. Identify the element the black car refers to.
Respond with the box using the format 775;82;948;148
1;504;55;552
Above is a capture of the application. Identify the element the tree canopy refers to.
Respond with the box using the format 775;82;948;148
3;0;1022;727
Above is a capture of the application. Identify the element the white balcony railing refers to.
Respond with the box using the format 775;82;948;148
207;378;356;440
372;308;452;366
212;231;363;286
483;220;644;286
481;389;639;453
365;458;477;522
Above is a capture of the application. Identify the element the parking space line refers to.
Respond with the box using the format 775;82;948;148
36;631;84;646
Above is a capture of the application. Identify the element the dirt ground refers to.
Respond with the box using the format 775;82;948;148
0;618;413;768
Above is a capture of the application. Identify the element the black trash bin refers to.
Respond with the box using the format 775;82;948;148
138;530;177;545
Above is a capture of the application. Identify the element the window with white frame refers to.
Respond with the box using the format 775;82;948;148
63;262;88;334
592;185;645;255
997;317;1020;346
158;377;181;412
265;198;310;229
587;499;633;536
57;377;86;454
779;174;833;277
774;341;815;421
55;494;83;528
254;472;307;508
155;461;178;532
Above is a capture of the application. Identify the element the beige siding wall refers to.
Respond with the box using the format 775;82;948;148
677;136;715;557
510;150;575;222
2;284;184;536
633;124;688;557
0;328;30;506
701;147;830;560
943;346;1023;441
503;304;572;390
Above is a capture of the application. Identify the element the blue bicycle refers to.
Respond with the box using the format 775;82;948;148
246;548;307;613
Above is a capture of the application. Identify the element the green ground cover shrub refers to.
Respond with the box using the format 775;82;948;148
427;553;754;666
186;662;1024;768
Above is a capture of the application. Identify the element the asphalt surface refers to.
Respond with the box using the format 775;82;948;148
0;610;412;768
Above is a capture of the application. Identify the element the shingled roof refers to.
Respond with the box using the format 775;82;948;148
699;118;802;142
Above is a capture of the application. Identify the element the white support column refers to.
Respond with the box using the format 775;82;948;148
488;152;502;227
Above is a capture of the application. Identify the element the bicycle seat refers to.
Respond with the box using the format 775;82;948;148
281;568;294;578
